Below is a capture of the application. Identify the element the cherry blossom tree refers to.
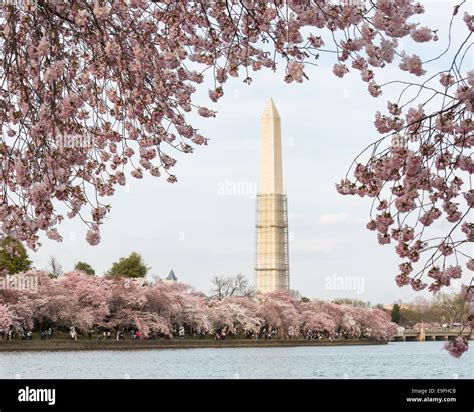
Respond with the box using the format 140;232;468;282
339;61;473;300
57;270;110;330
339;305;363;338
0;303;12;333
316;301;346;326
0;270;46;331
167;284;211;335
332;3;474;354
300;310;337;337
361;308;398;341
7;294;36;331
257;291;301;338
106;277;171;336
110;308;171;338
32;280;74;329
208;297;261;334
24;270;107;332
300;300;397;341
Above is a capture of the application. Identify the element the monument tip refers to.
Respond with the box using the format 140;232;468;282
262;97;280;118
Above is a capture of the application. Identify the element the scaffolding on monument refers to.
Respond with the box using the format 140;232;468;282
254;193;289;290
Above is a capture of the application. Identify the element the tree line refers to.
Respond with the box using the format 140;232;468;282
0;270;397;343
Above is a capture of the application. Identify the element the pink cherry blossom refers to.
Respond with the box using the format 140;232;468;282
286;61;305;83
368;81;382;97
399;54;426;76
463;12;473;31
445;336;469;358
440;73;455;87
85;225;101;246
0;304;12;333
410;27;434;42
333;64;349;78
36;36;50;56
301;310;336;336
308;35;324;48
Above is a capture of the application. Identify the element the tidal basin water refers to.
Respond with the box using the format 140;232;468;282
0;342;472;379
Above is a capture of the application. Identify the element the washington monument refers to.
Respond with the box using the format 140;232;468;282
255;98;289;293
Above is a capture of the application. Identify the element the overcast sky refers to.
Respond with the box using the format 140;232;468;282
30;0;473;304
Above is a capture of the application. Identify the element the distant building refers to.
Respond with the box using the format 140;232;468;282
164;269;178;284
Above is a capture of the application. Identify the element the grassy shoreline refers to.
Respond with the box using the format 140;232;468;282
0;338;387;352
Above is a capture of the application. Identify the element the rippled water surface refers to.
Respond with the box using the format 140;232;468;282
0;342;472;379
